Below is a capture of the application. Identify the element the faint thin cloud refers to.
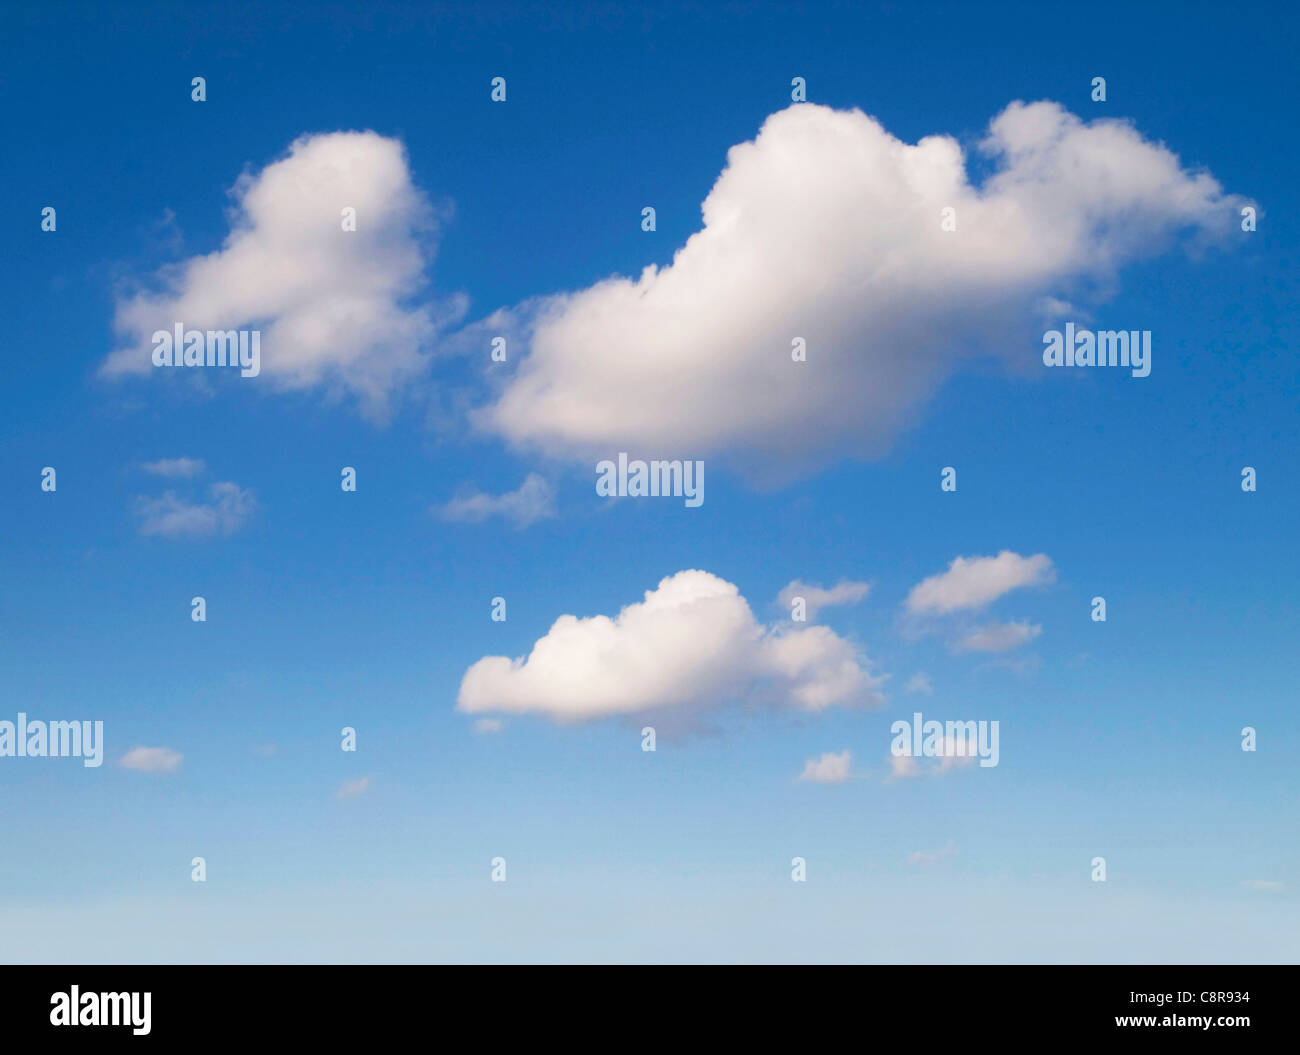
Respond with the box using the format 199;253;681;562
120;746;183;773
336;776;371;799
777;580;870;620
136;481;255;538
908;841;958;866
141;457;206;478
436;473;556;529
955;620;1042;653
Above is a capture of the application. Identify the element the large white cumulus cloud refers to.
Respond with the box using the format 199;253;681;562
478;101;1246;479
102;131;458;416
457;569;884;721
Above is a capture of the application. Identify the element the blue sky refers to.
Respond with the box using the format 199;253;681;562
2;1;1297;963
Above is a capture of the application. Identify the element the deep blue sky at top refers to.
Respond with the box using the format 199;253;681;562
0;1;1297;962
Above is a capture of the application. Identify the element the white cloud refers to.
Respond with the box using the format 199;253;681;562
904;672;933;694
778;579;870;619
437;473;556;528
906;551;1054;614
473;719;503;735
799;750;853;784
102;131;460;417
476;101;1246;480
457;569;884;723
120;746;183;773
336;776;371;799
135;481;255;538
956;620;1042;652
888;754;921;780
935;740;980;773
141;457;206;478
885;735;978;781
908;841;958;866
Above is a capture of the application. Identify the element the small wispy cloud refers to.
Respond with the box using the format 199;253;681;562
885;738;978;782
798;750;852;784
120;746;183;773
778;579;870;620
1241;879;1284;892
473;719;503;735
955;620;1042;653
336;776;371;799
908;841;958;866
906;552;1054;615
136;481;256;538
141;457;206;478
436;472;556;528
904;672;932;694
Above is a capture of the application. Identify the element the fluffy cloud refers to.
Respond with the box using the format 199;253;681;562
798;750;853;784
141;457;206;478
778;579;870;620
956;620;1042;652
135;481;256;538
436;473;556;528
906;551;1054;614
120;746;183;773
477;101;1245;480
457;569;884;722
102;131;457;416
